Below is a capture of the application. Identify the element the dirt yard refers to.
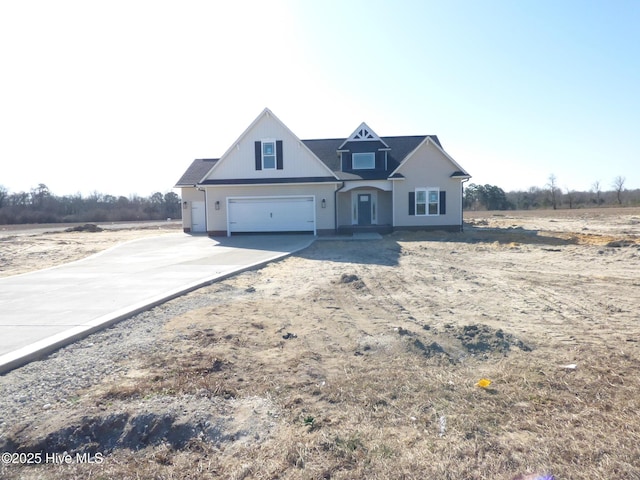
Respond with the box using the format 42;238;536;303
0;221;182;277
1;208;639;479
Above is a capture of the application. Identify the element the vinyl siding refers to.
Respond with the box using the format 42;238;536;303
206;113;333;180
392;141;463;228
180;187;205;231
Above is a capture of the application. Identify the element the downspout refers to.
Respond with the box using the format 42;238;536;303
197;186;207;235
460;178;469;232
334;182;345;234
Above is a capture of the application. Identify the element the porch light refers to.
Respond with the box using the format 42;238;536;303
182;201;188;209
215;201;220;210
321;198;326;208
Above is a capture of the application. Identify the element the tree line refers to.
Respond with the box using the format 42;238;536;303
0;184;181;224
464;175;639;211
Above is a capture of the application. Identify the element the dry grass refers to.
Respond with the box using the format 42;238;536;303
3;210;640;479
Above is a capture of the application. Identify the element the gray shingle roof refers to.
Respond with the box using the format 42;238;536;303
174;159;218;186
175;134;463;186
200;176;339;185
302;135;433;180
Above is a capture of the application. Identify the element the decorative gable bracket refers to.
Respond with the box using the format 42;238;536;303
338;122;389;149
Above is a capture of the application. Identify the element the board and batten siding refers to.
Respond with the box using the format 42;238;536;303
205;113;333;180
204;183;338;235
392;141;463;228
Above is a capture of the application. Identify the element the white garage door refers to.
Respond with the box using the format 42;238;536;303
228;196;315;234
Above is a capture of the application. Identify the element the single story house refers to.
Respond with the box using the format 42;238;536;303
175;108;471;236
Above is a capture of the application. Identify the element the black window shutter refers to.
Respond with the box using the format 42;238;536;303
276;140;283;170
408;192;415;216
439;191;446;215
255;141;262;170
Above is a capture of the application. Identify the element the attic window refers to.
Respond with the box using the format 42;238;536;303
262;141;276;169
352;152;375;169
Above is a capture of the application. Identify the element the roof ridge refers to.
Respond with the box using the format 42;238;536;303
301;134;430;142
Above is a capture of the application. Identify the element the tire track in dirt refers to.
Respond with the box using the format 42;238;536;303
495;265;638;352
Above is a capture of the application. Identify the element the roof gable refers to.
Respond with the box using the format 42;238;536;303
390;136;470;179
338;122;389;149
303;135;429;179
200;108;338;182
174;110;470;186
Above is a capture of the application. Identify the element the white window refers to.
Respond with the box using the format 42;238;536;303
262;141;276;169
416;188;439;216
352;152;375;170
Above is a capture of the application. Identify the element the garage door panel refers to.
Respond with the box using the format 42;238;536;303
228;197;315;233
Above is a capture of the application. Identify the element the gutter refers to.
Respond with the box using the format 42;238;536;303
197;186;208;234
461;178;470;232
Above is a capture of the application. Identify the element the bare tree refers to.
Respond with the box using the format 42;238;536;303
30;183;51;208
546;174;559;210
591;180;602;205
612;176;626;205
0;185;7;208
565;186;576;209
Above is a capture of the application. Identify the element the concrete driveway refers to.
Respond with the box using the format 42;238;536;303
0;233;315;373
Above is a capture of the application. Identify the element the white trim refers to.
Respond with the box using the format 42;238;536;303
226;194;316;236
352;152;375;170
199;108;339;183
392;181;396;227
415;187;440;216
340;180;392;192
261;138;276;170
338;122;389;149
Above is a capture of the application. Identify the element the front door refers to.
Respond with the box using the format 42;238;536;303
357;194;372;225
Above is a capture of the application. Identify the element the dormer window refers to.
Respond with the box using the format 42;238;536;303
262;140;276;169
352;152;375;170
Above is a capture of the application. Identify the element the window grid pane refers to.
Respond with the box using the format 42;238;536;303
263;155;276;169
263;143;274;156
428;189;438;215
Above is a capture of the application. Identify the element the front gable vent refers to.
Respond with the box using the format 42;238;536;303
354;127;375;140
339;122;389;149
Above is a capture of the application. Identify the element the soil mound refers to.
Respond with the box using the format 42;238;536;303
0;396;278;457
65;224;103;233
337;273;366;289
393;323;532;363
454;324;532;354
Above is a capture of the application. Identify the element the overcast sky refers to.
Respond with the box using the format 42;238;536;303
1;0;638;197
